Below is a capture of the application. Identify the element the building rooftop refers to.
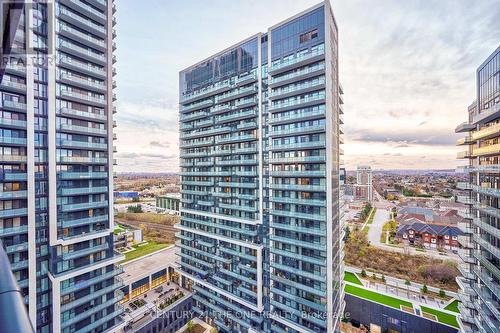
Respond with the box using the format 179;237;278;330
120;245;178;286
157;193;181;199
343;272;460;329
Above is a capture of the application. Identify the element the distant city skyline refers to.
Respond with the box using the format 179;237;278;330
114;0;500;172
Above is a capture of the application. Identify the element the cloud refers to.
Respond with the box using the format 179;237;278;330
150;141;171;148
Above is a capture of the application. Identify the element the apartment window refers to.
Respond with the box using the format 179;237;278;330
300;29;318;43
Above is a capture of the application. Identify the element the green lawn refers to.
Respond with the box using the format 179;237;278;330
444;299;460;313
120;242;169;263
344;272;363;286
421;306;459;328
114;224;126;235
344;284;413;310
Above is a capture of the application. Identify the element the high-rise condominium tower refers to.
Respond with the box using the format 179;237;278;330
0;1;122;332
356;165;372;202
177;2;344;332
455;45;500;333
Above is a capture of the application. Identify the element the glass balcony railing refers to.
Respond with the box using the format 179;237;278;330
59;73;106;91
60;201;108;212
0;118;26;128
61;266;123;296
269;108;325;124
1;100;27;111
58;6;106;34
57;156;108;164
61;297;122;329
58;24;105;48
0;225;28;236
216;85;258;103
0;190;27;199
58;57;106;77
270;46;325;72
0;80;26;91
58;40;105;62
270;140;325;150
271;63;325;86
59;90;106;105
66;0;106;20
61;243;109;261
216;109;257;123
181;80;231;103
0;136;27;145
269;155;326;164
473;143;500;157
60;186;108;196
60;214;109;228
58;139;107;149
270;78;325;98
180;99;214;113
269;183;324;192
269;94;325;112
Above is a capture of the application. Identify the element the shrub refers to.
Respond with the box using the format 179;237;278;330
127;204;143;213
361;269;367;277
421;284;428;293
439;289;446;298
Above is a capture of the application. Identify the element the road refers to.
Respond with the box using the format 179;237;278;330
367;207;390;246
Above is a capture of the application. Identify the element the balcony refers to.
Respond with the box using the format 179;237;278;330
0;225;28;236
0;118;26;129
456;181;472;190
180;111;210;122
181;80;232;104
269;183;325;192
235;72;258;86
59;73;106;93
218;181;258;189
270;63;325;88
179;138;214;148
0;136;26;145
58;140;107;150
456;136;474;145
59;107;107;121
0;172;27;181
1;100;26;112
58;40;106;65
60;214;109;228
269;124;326;137
269;78;325;100
62;243;109;261
216;109;257;123
269;108;325;125
0;79;26;93
270;140;325;151
271;196;325;207
457;195;473;205
472;184;500;198
57;123;107;136
60;201;108;212
269;155;326;164
215;134;255;144
58;24;105;51
180;126;231;139
270;47;325;75
457;150;473;159
216;158;258;166
58;57;106;79
270;209;325;222
58;171;108;180
269;170;326;177
269;94;325;113
216;85;258;104
471;122;500;141
57;7;106;37
472;143;500;157
472;102;500;124
0;190;27;200
60;186;108;196
455;121;475;133
59;90;106;107
61;297;122;329
63;0;106;23
180;99;214;113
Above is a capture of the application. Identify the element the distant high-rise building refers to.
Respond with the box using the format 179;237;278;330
177;1;345;332
0;1;122;332
455;45;500;333
355;165;372;202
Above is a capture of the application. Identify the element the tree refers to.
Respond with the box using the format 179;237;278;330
405;279;411;286
132;196;140;202
127;204;143;213
210;328;217;333
421;284;428;293
381;275;386;283
372;273;376;280
439;289;446;298
361;269;367;278
187;320;193;333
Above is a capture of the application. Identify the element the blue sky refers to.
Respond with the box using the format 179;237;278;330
113;0;500;172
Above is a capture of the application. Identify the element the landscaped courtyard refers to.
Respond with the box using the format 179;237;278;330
119;242;170;263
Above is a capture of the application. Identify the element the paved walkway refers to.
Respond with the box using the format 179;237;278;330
367;208;390;246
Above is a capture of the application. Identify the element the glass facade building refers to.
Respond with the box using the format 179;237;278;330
177;2;344;332
455;45;500;333
0;1;122;332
